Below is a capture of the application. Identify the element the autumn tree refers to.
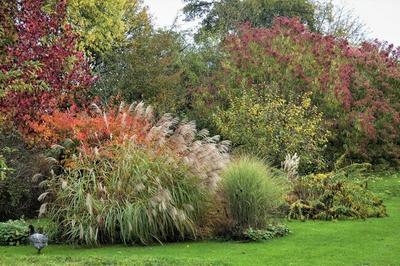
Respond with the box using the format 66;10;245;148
43;0;151;61
0;0;17;98
193;18;400;169
0;0;94;137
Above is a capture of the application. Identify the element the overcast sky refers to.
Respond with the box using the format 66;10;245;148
144;0;400;46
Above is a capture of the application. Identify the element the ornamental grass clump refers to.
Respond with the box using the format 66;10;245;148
221;157;287;237
47;145;206;245
39;102;230;245
33;102;230;190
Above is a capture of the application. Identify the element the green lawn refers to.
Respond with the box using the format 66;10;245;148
1;173;399;266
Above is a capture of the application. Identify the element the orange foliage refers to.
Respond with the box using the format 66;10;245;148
30;103;152;151
31;102;230;189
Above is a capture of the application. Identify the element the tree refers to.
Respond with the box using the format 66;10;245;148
47;0;152;60
0;0;17;98
0;0;94;138
313;0;368;43
183;0;316;37
92;29;187;114
183;0;368;43
0;0;16;52
192;18;400;170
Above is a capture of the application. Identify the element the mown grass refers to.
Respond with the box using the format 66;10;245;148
1;172;399;266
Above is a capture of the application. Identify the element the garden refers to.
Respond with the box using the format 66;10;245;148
0;0;399;265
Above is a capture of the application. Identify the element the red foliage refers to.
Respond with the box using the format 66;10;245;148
30;103;153;152
222;17;400;163
0;0;94;138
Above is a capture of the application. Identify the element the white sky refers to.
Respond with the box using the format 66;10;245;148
144;0;400;46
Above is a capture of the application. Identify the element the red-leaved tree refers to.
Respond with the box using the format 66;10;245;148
0;0;94;139
200;17;400;167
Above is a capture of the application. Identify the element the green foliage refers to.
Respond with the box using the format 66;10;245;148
240;0;316;30
221;157;286;232
0;175;36;221
243;224;290;242
93;30;186;114
0;219;29;246
0;61;45;98
0;154;12;180
287;165;387;220
0;0;16;52
47;144;210;245
183;0;316;37
46;0;151;59
213;87;330;172
0;131;51;221
184;0;366;42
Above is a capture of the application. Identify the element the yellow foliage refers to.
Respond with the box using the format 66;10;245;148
65;0;151;57
214;88;330;172
313;173;329;181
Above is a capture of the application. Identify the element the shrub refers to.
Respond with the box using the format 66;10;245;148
0;131;52;221
243;224;290;242
214;88;329;172
39;102;230;245
286;165;387;220
221;157;286;236
0;219;29;246
195;17;400;170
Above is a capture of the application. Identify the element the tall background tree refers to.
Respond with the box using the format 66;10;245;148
45;0;151;61
313;0;368;43
183;0;367;42
92;29;187;114
69;0;149;57
183;0;316;38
